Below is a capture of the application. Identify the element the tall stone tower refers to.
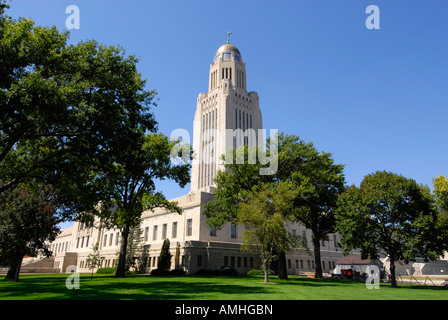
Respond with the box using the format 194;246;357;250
190;40;263;192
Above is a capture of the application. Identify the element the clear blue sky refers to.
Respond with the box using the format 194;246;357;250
7;0;448;227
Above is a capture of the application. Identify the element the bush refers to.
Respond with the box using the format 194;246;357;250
195;266;239;276
96;267;116;274
247;269;275;276
150;268;186;276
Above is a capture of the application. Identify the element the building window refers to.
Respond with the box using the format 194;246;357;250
162;223;167;239
237;257;241;268
210;227;217;237
224;256;228;265
144;227;149;242
231;223;237;238
197;255;202;267
115;232;120;245
172;222;178;239
187;219;193;236
109;233;113;246
244;257;248;268
250;257;254;268
85;236;89;248
288;259;292;269
103;235;107;247
231;256;235;267
153;225;158;241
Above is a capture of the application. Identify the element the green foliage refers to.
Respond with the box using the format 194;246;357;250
157;238;172;271
0;10;157;222
246;269;275;276
94;132;191;278
204;132;345;279
335;171;445;287
150;269;186;276
237;181;300;282
96;267;116;274
433;175;448;213
0;183;61;281
86;243;105;279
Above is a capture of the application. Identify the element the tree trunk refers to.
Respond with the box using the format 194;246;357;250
115;224;130;278
312;236;323;279
389;258;397;288
5;254;23;282
277;251;288;279
263;257;269;283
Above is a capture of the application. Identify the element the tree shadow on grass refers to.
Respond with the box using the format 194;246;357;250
0;275;273;300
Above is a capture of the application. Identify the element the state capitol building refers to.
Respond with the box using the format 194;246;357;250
30;40;445;278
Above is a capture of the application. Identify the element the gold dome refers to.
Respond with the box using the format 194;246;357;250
215;44;241;56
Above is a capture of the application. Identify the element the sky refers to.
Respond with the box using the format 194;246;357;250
6;0;448;228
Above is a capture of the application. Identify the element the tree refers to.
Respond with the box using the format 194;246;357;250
237;182;299;283
86;243;104;280
289;147;345;278
93;133;191;278
125;225;144;272
204;133;345;279
158;238;172;272
335;171;444;287
0;183;61;281
0;6;157;222
433;175;448;212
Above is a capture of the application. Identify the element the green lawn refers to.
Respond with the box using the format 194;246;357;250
0;273;447;300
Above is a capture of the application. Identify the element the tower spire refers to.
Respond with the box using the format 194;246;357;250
226;31;232;44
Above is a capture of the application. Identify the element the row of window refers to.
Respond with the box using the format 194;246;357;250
103;232;120;248
224;255;255;269
143;219;193;242
49;241;70;253
213;51;241;63
200;108;217;188
287;259;337;271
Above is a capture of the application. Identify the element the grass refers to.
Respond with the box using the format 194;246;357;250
0;273;447;300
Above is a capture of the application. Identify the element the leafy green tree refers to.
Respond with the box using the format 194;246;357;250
289;146;345;278
433;175;448;212
0;183;61;281
237;181;300;283
86;243;104;280
93;133;191;278
335;171;444;287
0;5;157;222
204;133;345;279
158;238;172;272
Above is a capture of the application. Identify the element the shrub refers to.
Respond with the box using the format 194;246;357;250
150;268;186;276
194;267;239;276
96;267;116;274
247;269;275;276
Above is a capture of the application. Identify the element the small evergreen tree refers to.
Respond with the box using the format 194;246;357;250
157;238;172;272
